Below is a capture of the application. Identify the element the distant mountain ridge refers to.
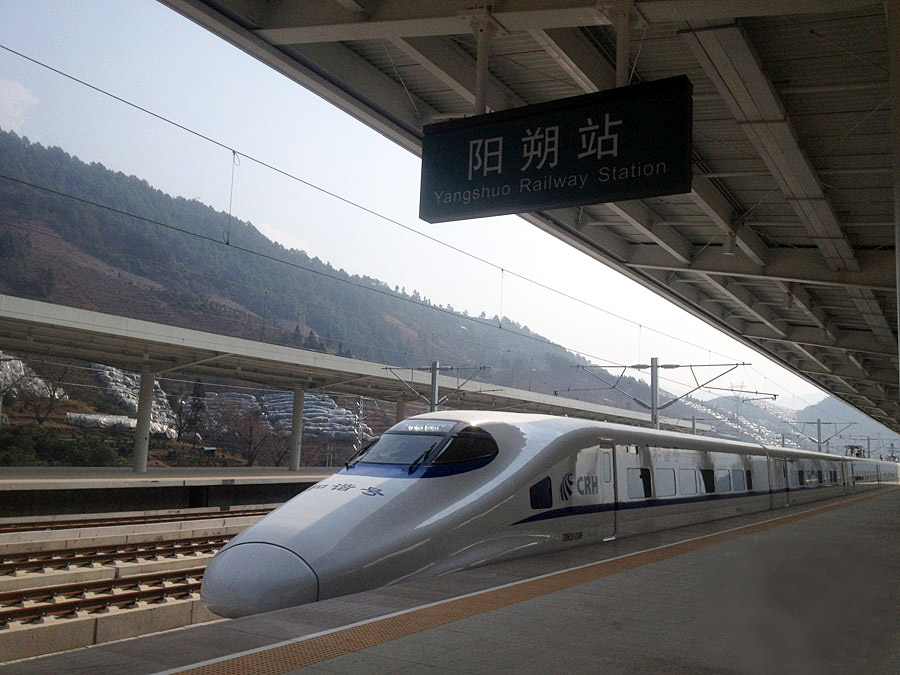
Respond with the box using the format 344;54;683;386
0;128;662;412
1;127;898;449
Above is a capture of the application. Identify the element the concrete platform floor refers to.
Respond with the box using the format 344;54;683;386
3;488;897;674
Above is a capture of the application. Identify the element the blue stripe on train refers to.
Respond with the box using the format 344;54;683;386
339;458;494;478
510;486;840;525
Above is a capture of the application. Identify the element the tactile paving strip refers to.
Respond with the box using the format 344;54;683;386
181;488;897;674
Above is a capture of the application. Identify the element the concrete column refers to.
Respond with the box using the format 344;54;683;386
133;367;155;473
395;399;407;424
887;0;900;392
289;384;304;471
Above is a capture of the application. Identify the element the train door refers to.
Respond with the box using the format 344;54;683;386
771;458;789;508
572;443;616;540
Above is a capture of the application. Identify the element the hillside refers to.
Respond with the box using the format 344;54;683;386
1;128;898;452
0;128;676;415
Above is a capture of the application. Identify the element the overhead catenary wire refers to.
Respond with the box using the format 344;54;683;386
0;42;840;416
0;41;753;364
0;211;626;373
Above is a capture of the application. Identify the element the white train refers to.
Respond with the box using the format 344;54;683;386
201;411;899;618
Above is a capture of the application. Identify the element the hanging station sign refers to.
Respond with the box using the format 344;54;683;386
419;75;692;223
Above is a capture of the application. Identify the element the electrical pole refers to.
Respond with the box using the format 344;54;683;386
430;360;440;412
650;357;659;429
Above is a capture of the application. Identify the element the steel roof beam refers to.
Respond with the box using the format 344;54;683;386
256;1;610;44
607;201;693;265
845;286;896;346
530;26;764;268
637;0;880;22
247;0;880;44
699;274;787;337
627;247;894;291
690;178;768;266
392;36;526;112
749;327;898;359
775;281;839;343
161;0;436;152
683;22;860;274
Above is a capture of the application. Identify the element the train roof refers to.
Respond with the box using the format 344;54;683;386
411;411;897;466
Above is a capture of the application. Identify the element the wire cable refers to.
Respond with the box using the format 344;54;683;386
0;41;755;366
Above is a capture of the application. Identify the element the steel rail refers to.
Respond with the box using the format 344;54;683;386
0;508;272;534
0;566;207;605
0;536;228;575
0;577;203;626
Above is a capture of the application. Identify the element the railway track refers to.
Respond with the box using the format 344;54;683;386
0;567;205;626
0;508;273;534
0;535;228;576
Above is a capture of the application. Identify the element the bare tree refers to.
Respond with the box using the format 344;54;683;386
262;433;290;467
19;363;69;425
0;356;30;426
227;404;273;467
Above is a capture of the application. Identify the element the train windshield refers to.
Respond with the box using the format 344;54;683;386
354;433;448;465
353;421;499;467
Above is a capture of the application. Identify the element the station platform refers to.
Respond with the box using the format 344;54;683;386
3;487;897;674
0;467;335;518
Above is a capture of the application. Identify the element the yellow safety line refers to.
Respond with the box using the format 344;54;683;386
182;487;898;675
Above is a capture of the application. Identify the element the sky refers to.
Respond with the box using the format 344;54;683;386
0;0;834;412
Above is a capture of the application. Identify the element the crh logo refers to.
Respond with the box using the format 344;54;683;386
577;475;599;496
560;473;574;501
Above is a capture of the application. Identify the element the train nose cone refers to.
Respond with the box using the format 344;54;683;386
201;542;318;618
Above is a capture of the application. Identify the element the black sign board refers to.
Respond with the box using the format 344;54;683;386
419;76;692;223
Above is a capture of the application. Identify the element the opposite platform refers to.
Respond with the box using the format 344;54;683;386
3;488;897;674
0;467;335;519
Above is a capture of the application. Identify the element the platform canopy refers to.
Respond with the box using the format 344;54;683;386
0;294;702;430
161;0;900;433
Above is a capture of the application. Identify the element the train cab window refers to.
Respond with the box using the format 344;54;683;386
355;432;448;464
731;469;745;492
627;468;652;499
790;470;800;488
432;427;498;464
715;469;731;493
679;469;697;495
602;452;612;483
530;477;552;510
746;470;753;491
654;468;676;497
699;469;715;494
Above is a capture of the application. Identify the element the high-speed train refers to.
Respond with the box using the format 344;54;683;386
201;411;899;618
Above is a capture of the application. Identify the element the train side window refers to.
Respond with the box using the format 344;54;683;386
790;470;799;488
432;427;498;464
529;477;552;510
797;471;805;487
655;468;676;497
602;452;612;483
746;470;753;491
699;469;715;493
627;468;651;499
715;469;731;492
731;469;745;491
817;470;823;485
679;468;697;495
